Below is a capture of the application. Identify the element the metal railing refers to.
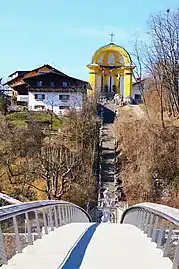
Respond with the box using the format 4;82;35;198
0;200;91;265
121;202;179;269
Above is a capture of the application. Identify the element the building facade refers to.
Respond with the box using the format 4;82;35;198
28;91;83;114
132;79;148;104
5;65;88;114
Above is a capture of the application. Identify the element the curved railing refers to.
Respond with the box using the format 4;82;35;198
0;200;92;264
121;202;179;269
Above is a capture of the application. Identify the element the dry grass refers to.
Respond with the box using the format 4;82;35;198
115;105;179;207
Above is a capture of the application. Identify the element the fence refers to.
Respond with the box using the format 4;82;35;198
0;200;91;265
121;202;179;269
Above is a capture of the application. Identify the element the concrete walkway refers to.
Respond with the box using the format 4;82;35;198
2;223;172;269
100;104;116;201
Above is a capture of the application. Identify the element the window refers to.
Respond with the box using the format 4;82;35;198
34;105;45;110
59;95;70;102
62;81;68;87
37;81;43;87
59;106;69;110
34;94;45;101
135;94;141;100
50;81;55;87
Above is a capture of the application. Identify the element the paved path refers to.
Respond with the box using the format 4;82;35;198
2;223;172;269
100;103;116;201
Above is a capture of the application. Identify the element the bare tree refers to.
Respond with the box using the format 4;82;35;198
0;98;99;203
0;121;44;199
146;9;179;118
29;141;82;200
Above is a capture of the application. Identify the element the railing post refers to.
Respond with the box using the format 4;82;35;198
139;210;143;229
53;206;58;228
61;206;65;225
69;206;72;223
49;206;54;231
58;206;62;226
66;206;69;223
141;211;147;231
172;239;179;269
147;213;154;238
163;223;173;257
25;212;33;245
64;206;67;224
137;210;142;227
71;207;74;222
42;211;48;234
13;216;22;253
73;207;76;222
67;206;70;223
65;206;69;223
35;210;41;239
74;207;76;221
157;219;165;248
136;210;140;227
68;206;71;223
152;215;159;242
0;224;7;264
144;212;150;233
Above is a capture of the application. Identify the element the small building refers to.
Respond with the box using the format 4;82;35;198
132;79;147;104
4;65;88;115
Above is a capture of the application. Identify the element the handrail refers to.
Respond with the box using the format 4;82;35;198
0;200;92;222
120;202;179;269
120;202;179;226
0;200;92;265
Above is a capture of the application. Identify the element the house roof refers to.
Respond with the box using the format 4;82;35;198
23;71;88;85
32;64;66;76
5;64;88;87
23;71;66;82
132;78;147;86
8;70;29;78
4;64;67;85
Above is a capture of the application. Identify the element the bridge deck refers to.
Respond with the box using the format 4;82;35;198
2;223;172;269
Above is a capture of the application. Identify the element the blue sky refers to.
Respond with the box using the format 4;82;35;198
0;0;178;82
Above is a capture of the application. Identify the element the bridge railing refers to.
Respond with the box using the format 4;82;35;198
0;200;91;265
121;202;179;269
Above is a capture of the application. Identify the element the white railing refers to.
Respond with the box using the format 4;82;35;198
0;200;91;265
121;202;179;269
16;95;28;102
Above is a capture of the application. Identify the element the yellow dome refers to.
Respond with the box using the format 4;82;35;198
91;43;131;66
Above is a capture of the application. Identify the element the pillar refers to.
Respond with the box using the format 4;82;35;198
89;71;97;95
103;73;108;88
114;75;119;94
120;76;124;96
124;69;132;98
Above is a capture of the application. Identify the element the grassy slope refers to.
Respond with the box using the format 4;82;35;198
3;111;65;130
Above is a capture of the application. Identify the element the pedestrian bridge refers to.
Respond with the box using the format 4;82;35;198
0;201;178;268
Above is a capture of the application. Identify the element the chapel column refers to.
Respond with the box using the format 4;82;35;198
89;71;97;95
124;68;132;98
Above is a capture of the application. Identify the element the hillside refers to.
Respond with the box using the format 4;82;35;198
115;103;179;207
2;111;64;130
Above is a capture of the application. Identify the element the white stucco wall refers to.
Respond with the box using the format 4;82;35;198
120;76;124;96
28;91;83;114
132;84;142;100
